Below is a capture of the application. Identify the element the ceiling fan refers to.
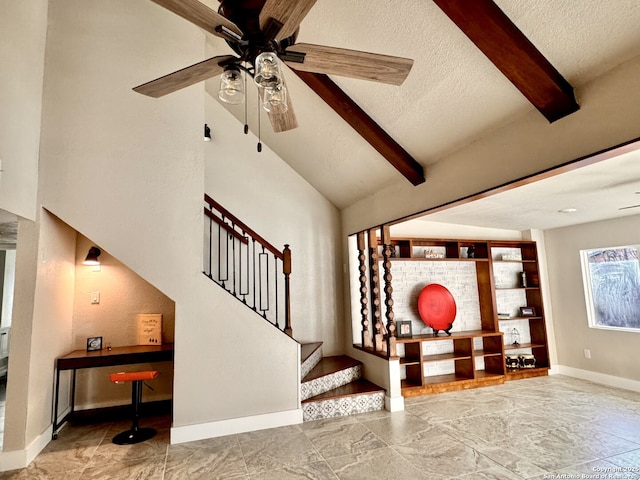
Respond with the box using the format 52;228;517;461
133;0;414;133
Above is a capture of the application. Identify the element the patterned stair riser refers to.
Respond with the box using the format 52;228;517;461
301;365;361;401
302;392;385;421
300;346;323;381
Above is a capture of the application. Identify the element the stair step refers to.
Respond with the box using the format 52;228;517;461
302;378;384;403
300;342;323;364
301;379;386;422
303;355;361;383
301;356;362;400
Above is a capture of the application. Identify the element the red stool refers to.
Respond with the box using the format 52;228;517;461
109;370;160;445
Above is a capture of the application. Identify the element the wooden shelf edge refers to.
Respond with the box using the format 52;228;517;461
396;330;502;343
505;367;549;380
504;343;546;351
498;316;543;321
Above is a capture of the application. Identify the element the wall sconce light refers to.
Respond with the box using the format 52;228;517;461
83;246;101;266
204;124;212;142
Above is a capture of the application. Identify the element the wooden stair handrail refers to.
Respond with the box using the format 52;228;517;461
205;193;283;259
204;208;248;244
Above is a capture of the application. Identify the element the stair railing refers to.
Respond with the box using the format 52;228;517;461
203;194;292;337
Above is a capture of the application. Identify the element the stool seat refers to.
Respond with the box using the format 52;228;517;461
109;370;160;445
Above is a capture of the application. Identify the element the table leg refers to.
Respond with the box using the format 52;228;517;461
52;367;61;440
71;369;77;416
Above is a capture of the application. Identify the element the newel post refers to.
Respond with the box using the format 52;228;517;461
283;244;293;337
381;225;396;357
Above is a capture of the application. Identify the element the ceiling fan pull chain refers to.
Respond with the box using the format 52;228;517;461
243;68;249;135
257;89;262;153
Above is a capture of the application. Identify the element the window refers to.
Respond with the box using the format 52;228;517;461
581;245;640;332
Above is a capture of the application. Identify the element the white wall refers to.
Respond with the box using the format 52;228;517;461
71;234;175;409
204;97;344;354
3;212;75;460
544;214;640;381
4;0;300;457
0;0;48;220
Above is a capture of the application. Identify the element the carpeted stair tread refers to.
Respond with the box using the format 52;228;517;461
302;378;384;403
302;355;361;383
300;342;323;364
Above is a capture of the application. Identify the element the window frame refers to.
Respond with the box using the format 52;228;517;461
580;244;640;333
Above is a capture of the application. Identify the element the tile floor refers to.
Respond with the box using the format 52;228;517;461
2;375;640;479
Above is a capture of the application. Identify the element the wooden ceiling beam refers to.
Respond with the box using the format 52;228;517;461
293;71;426;186
433;0;579;123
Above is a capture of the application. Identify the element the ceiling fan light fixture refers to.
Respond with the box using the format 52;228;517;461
262;85;288;114
218;66;245;104
254;52;283;88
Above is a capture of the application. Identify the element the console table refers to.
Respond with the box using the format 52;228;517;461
52;343;173;439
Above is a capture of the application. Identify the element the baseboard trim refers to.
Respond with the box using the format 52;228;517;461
385;395;404;412
170;408;303;445
556;365;640;393
0;424;52;472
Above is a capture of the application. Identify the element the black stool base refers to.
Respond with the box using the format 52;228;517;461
112;427;157;445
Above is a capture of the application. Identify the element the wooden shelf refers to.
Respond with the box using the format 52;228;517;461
493;259;536;263
396;329;501;343
423;373;474;385
506;367;549;380
474;349;502;358
422;352;472;363
497;316;543;322
382;237;549;397
475;370;504;380
504;342;546;351
399;357;420;366
390;257;489;262
495;287;540;291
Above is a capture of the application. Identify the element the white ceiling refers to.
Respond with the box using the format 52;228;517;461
416;144;640;231
205;0;640;211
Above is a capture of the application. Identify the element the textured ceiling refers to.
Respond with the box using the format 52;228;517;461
207;0;640;210
420;145;640;231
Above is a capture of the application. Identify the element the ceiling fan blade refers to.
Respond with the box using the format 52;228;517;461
150;0;242;38
258;80;298;133
134;55;236;98
259;0;317;41
284;43;413;86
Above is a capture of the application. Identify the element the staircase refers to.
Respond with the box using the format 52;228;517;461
300;343;385;421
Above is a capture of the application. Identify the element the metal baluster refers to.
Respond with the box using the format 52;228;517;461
274;254;279;329
252;239;257;312
231;222;237;295
206;205;213;278
259;249;269;318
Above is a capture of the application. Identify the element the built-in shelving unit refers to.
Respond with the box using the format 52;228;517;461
386;237;550;395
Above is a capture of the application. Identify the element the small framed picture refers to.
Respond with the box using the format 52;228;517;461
396;320;413;338
86;336;103;352
520;307;536;317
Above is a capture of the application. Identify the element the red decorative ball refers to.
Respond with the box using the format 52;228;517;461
417;283;457;336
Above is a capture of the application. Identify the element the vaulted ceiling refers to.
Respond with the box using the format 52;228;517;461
163;1;640;209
